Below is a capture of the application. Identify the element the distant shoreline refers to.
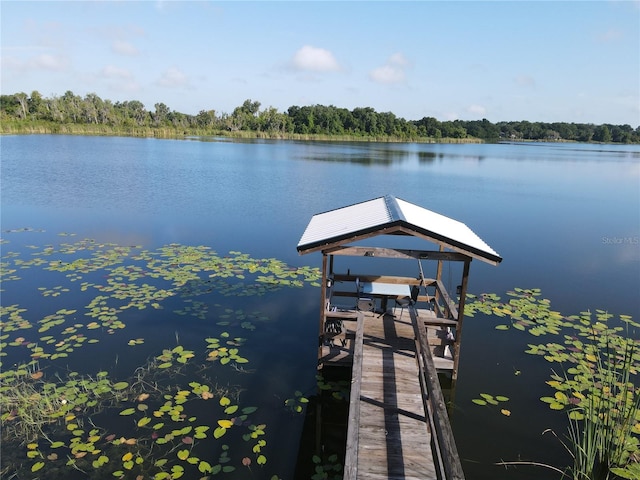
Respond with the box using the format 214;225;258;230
0;121;484;144
2;123;636;146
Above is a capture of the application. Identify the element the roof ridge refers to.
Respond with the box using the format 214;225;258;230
383;195;405;222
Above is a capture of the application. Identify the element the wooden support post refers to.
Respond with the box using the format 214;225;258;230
435;245;444;304
452;258;471;383
318;253;328;364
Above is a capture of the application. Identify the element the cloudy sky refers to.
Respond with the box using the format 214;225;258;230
2;1;639;125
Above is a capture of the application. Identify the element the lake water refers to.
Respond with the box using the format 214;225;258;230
1;135;639;479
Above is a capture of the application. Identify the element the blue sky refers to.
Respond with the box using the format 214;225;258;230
2;1;639;125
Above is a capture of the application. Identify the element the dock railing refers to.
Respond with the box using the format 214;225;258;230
411;305;465;480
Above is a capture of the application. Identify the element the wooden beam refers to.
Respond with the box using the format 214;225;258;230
435;245;444;305
343;312;365;480
435;279;459;321
333;273;427;285
318;254;328;358
325;245;469;261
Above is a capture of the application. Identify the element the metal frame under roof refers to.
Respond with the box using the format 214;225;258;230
297;195;502;265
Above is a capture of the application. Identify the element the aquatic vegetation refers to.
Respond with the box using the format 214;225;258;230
285;390;310;414
466;288;640;478
471;393;511;416
0;230;322;478
316;374;350;402
311;453;343;480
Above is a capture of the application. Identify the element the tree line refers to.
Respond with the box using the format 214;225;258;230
1;90;638;143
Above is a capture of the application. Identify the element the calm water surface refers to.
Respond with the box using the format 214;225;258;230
1;135;639;479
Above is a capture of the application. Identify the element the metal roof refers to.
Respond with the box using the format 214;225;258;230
297;195;502;265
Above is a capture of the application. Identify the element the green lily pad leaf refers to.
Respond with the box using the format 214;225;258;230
568;410;585;420
177;450;189;461
199;460;213;473
472;399;487;406
137;417;151;427
113;382;129;390
119;408;136;416
257;454;267;465
32;461;45;472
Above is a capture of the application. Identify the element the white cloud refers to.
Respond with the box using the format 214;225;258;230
467;104;487;116
369;52;410;85
101;65;132;79
388;52;409;67
33;53;69;71
112;40;139;56
369;65;405;84
156;67;189;88
291;45;341;72
3;53;69;73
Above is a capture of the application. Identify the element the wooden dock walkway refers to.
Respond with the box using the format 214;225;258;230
322;305;464;480
348;309;436;479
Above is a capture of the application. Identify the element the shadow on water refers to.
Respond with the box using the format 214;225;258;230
294;367;350;480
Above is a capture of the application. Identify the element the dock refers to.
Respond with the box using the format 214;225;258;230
322;302;464;480
296;195;503;480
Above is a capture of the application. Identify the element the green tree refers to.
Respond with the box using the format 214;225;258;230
14;92;29;119
593;125;612;143
153;103;171;127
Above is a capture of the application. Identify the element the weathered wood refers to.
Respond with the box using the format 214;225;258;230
423;317;458;327
344;312;365;480
319;254;329;359
411;307;465;480
435;279;459;321
326;246;468;261
333;273;426;285
343;311;440;480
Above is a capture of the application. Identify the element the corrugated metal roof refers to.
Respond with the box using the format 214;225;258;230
297;195;502;265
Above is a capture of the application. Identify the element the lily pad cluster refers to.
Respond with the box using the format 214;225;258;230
465;288;640;477
471;393;511;416
0;230;322;479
